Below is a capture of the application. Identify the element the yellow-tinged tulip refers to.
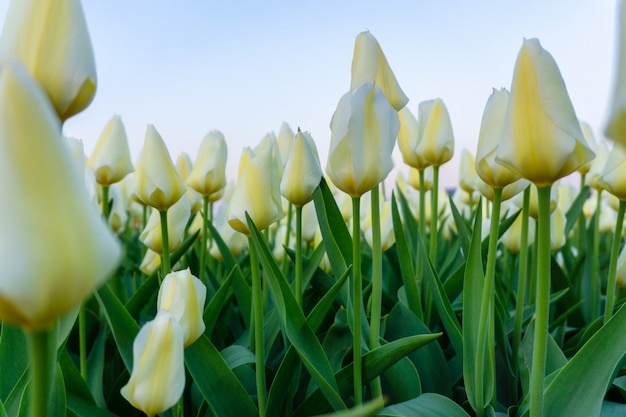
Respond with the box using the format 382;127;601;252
601;142;626;200
121;311;185;416
350;31;408;111
140;250;161;275
0;64;121;329
605;0;626;145
501;202;536;254
228;146;284;235
107;184;128;233
140;196;191;255
398;107;429;170
459;149;477;193
188;130;228;197
512;182;558;219
364;200;395;252
616;246;626;288
88;115;134;186
277;122;295;168
157;268;206;347
209;203;247;259
299;202;319;243
578;121;597;176
496;39;594;186
475;88;524;189
550;207;567;251
585;140;609;191
254;132;283;179
407;166;434;192
281;130;322;206
414;99;455;167
134;125;186;211
477;176;529;203
175;153;202;214
0;0;96;121
327;83;399;197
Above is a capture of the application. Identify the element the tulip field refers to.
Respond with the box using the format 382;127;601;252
5;1;626;417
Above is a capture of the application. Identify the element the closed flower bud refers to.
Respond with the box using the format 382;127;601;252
407;166;434;192
175;152;202;214
157;268;207;347
277;122;295;168
605;0;626;145
616;246;626;288
585;140;609;191
188;130;228;197
496;39;594;186
414;98;455;167
299;202;319;243
140;196;191;254
121;311;185;416
281;130;323;206
459;149;477;193
0;64;121;329
327;83;399;197
254;132;283;179
601;142;626;200
550;207;567;251
512;182;558;220
209;203;247;259
578;121;597;175
0;0;96;121
88;115;134;186
398;107;429;170
477;176;529;203
501;202;536;254
350;31;408;111
364;200;395;252
228;146;284;235
140;250;161;275
134;125;186;211
107;184;128;233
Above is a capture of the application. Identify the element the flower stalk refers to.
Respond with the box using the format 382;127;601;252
249;236;267;416
352;196;363;404
369;185;383;399
605;200;626;324
27;328;56;417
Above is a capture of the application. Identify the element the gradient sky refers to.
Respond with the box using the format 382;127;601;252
0;1;619;188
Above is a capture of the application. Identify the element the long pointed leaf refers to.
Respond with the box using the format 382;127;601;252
376;393;470;417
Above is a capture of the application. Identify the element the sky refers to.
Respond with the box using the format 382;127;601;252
0;1;620;189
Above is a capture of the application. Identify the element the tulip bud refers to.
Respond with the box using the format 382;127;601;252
107;184;128;233
281;130;323;207
140;195;191;254
512;182;558;220
364;200;395;251
327;83;399;197
477;176;529;203
616;246;626;288
475;88;524;189
254;132;283;179
459;149;477;193
605;0;626;145
175;152;202;214
87;115;134;186
299;202;319;243
550;207;567;251
496;39;594;186
209;203;248;259
585;140;609;191
134;125;186;211
398;107;430;170
407;166;434;192
277;122;295;168
350;31;408;111
121;311;185;416
140;250;161;275
228;146;284;235
600;142;626;200
0;0;97;121
414;98;455;167
578;121;597;175
500;202;536;254
157;268;207;347
188;130;228;197
0;64;121;329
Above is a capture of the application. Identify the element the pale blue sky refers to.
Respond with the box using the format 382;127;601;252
0;1;619;188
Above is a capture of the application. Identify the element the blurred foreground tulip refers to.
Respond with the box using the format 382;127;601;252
0;0;96;121
134;125;186;211
496;39;594;185
281;130;323;206
228;146;283;235
0;64;121;329
350;31;408;110
605;0;626;145
88;115;134;186
601;142;626;200
121;311;185;416
157;268;207;347
187;130;228;197
327;83;399;197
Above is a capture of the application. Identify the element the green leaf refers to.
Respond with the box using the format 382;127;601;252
380;356;421;405
317;397;385;417
0;324;28;401
376;393;470;417
203;266;235;335
185;336;258;417
540;303;626;417
247;213;346;411
220;345;255;369
391;192;422;319
447;195;471;257
58;349;94;404
0;400;6;417
564;185;589;236
293;333;441;416
395;188;418;255
67;392;119;417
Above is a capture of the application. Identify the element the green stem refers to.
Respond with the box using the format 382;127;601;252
591;190;602;320
429;166;440;263
102;185;110;222
513;186;530;384
577;175;586;260
79;305;87;381
604;200;625;324
529;184;553;417
369;185;383;399
295;205;303;308
474;187;502;416
159;210;171;280
417;169;426;274
352;196;363;405
282;203;294;276
27;328;56;417
200;196;209;284
249;236;266;416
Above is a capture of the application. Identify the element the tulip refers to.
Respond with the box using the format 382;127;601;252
407;166;433;191
398;107;429;170
175;152;202;215
299;202;319;244
254;132;283;179
88;115;134;186
121;311;185;416
140;250;161;276
107;184;129;233
188;130;228;197
350;31;408;111
0;0;96;121
281;130;323;207
140;195;191;255
550;207;567;251
277;122;295;168
605;0;626;145
496;39;594;186
578;121;597;177
475;88;524;189
327;83;399;198
228;146;283;235
0;63;122;329
585;140;609;191
512;182;558;220
364;200;395;252
616;247;626;288
134;125;186;211
459;149;477;194
601;142;626;200
208;203;247;260
414;99;455;167
157;268;207;347
477;176;529;203
501;204;536;254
